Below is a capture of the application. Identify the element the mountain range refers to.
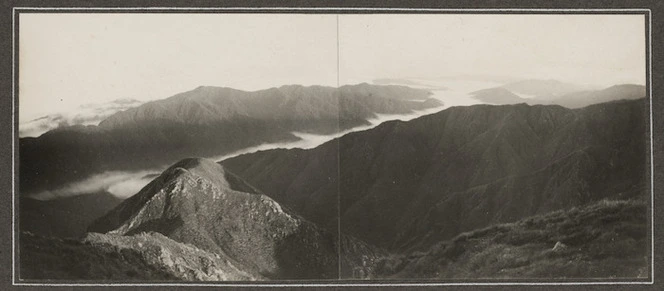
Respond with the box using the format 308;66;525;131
223;98;648;251
18;82;650;281
471;83;646;109
24;158;384;280
20;84;439;196
501;79;592;96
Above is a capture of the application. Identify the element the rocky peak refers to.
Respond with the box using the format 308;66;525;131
87;157;379;279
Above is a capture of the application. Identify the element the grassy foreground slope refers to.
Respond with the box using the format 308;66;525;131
19;232;177;281
375;197;649;279
20;231;262;281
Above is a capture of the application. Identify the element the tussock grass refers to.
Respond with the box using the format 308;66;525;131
19;232;177;281
374;198;649;279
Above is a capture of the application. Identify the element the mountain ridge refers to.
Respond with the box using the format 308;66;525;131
20;84;439;196
471;83;645;108
222;99;647;251
19;98;649;281
88;157;385;279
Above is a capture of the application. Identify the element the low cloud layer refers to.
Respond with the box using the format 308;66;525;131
19;99;143;138
211;106;450;162
31;79;496;202
31;170;158;200
213;78;497;162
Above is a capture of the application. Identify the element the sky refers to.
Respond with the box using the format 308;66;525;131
19;13;646;123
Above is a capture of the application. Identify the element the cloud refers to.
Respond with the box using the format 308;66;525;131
212;79;498;162
19;99;143;138
209;109;447;162
106;175;157;199
30;78;497;201
31;170;158;200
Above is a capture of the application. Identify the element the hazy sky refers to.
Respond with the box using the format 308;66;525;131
339;14;646;86
19;14;338;122
19;13;645;122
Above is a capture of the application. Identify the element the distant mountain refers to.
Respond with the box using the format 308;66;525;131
373;78;426;86
469;87;529;104
223;99;647;251
469;82;646;109
372;78;448;90
544;84;647;108
432;74;520;84
20;84;440;196
502;79;589;96
19;98;144;138
19;98;648;281
20;192;123;239
374;198;649;279
88;158;384;279
98;84;437;130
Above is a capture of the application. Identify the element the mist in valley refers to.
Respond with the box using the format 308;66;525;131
30;78;501;201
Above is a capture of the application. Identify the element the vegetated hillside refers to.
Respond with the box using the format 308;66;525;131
374;197;649;279
19;232;177;281
470;87;529;104
19;231;261;281
83;232;263;281
20;84;439;195
223;99;648;252
20;192;123;239
88;158;384;280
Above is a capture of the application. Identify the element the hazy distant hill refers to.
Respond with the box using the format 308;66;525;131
544;84;647;108
372;78;448;90
224;99;647;251
20;84;440;196
98;84;436;130
470;87;529;104
502;79;589;96
469;82;646;109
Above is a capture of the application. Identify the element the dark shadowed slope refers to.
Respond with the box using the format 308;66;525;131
88;158;384;280
20;84;439;196
223;99;648;252
374;197;649;279
20;192;123;239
